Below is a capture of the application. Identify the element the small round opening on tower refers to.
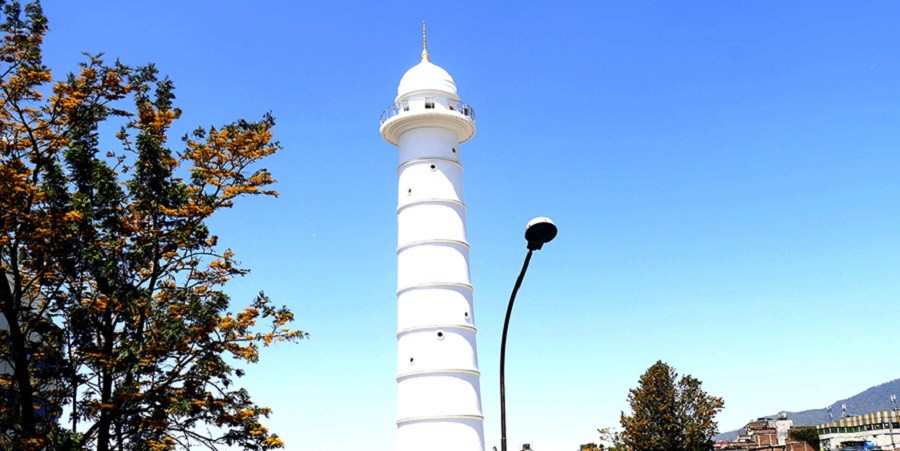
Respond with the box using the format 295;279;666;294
429;164;436;171
436;331;444;340
451;147;457;153
409;357;414;365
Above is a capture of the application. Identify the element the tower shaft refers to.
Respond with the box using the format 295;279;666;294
395;126;483;451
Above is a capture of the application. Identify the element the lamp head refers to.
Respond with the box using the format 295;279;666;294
525;217;557;250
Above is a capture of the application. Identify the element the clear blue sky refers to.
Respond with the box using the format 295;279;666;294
42;1;900;450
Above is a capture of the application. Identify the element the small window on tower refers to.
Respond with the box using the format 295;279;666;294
425;101;434;109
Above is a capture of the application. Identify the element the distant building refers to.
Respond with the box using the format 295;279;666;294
816;410;900;450
716;416;815;451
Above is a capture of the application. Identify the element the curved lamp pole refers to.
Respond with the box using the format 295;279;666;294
500;217;558;451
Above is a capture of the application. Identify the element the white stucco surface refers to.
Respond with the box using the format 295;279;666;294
381;45;484;451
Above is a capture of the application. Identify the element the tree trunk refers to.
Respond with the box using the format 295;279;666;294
7;314;38;436
1;271;37;437
96;305;115;451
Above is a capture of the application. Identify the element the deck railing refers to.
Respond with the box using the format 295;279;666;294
381;95;476;124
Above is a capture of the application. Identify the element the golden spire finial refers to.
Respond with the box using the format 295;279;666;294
421;21;430;62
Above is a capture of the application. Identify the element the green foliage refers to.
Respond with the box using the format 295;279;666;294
595;427;627;451
789;427;820;451
619;361;724;451
580;428;627;451
0;2;305;449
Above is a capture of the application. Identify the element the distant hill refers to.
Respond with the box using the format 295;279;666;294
716;378;900;442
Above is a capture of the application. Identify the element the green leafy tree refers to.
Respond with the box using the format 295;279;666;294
619;361;724;451
594;427;627;451
0;1;305;449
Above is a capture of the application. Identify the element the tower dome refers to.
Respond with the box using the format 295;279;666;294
396;59;458;101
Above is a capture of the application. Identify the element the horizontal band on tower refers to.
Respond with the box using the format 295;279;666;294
397;238;469;253
397;198;466;214
397;157;462;173
396;282;473;296
396;323;476;336
396;414;484;426
396;368;482;381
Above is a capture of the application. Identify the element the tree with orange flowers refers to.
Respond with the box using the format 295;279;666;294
0;2;305;449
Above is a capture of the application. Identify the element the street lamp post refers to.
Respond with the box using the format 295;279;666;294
890;394;897;450
500;217;558;451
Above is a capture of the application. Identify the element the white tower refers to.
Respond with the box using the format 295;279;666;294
380;24;484;451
